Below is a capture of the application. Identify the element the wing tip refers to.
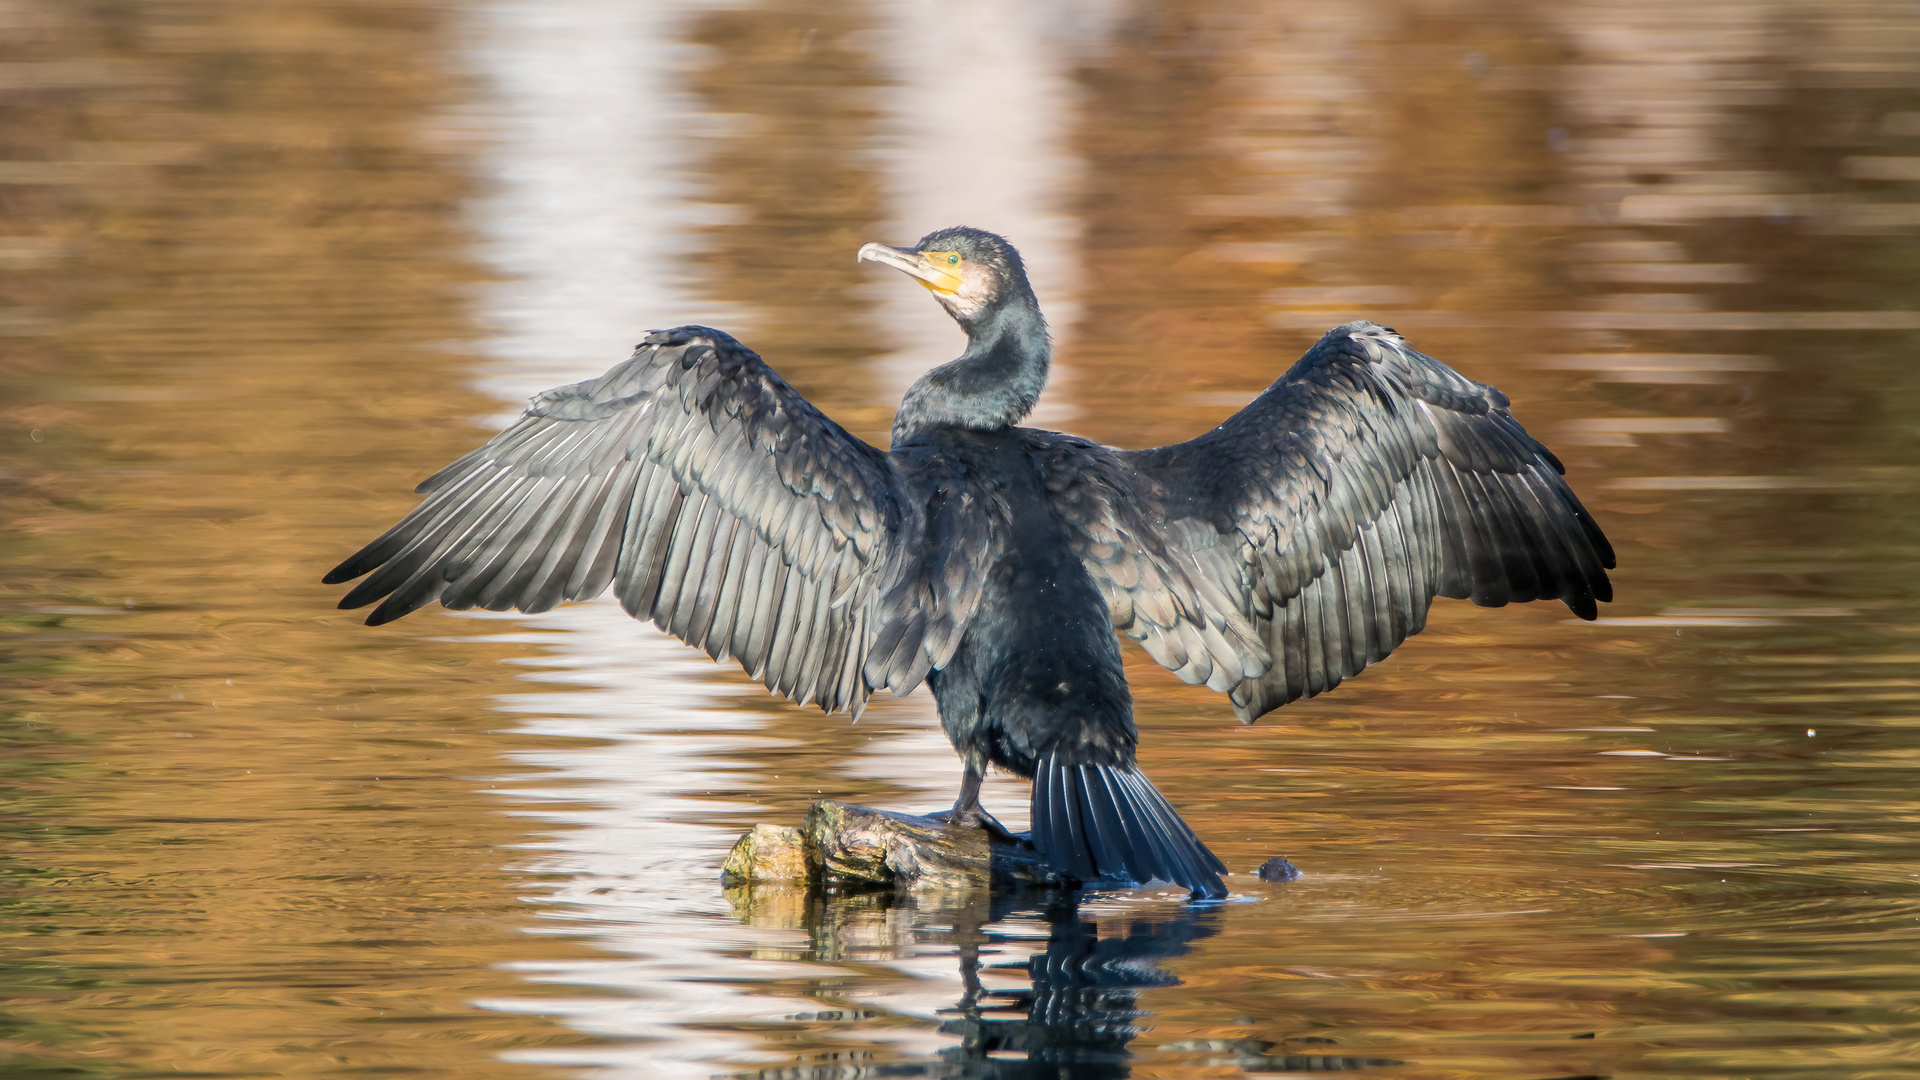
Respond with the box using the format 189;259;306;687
362;602;404;627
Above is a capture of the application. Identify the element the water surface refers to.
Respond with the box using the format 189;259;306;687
5;1;1920;1077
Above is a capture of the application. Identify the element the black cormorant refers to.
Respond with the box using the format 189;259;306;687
324;226;1613;900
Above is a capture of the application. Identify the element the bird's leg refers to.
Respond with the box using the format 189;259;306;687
928;764;986;825
930;765;1024;845
951;763;985;821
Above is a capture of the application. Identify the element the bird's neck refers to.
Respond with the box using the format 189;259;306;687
893;297;1050;441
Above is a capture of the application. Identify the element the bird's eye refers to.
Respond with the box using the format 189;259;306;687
947;254;959;266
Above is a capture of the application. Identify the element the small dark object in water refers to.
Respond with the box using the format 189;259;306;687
324;227;1613;901
1256;856;1303;882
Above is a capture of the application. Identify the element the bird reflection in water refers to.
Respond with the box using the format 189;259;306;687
942;896;1211;1077
724;887;1397;1078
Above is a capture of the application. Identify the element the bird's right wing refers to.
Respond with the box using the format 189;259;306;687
325;326;967;717
1058;320;1613;723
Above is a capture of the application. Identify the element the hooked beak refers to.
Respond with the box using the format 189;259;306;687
857;241;963;295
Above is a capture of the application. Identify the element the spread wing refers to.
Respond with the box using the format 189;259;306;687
1060;320;1614;723
324;326;959;717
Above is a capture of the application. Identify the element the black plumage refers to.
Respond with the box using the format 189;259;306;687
324;226;1613;900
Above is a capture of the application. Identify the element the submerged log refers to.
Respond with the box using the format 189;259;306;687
722;801;1049;893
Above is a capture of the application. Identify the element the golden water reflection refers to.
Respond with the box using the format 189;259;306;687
5;0;1920;1078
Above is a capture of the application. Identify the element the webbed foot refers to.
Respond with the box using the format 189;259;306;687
927;805;1027;847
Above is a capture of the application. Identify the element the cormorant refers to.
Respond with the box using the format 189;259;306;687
323;226;1613;900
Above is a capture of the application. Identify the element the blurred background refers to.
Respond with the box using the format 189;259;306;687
5;1;1920;1077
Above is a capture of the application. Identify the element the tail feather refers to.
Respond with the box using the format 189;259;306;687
1031;752;1228;899
1119;767;1226;890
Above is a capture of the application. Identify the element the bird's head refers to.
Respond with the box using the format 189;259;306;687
857;226;1033;330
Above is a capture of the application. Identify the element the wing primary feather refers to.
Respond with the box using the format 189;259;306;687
479;409;577;463
659;492;718;634
614;474;683;617
1514;469;1607;617
1412;462;1448;609
742;548;787;679
335;466;518;604
1536;468;1613;585
834;606;868;713
808;565;854;697
1371;501;1411;647
1500;470;1575;605
1355;520;1395;660
1433;459;1500;602
466;480;583;611
365;546;476;626
734;538;775;670
519;420;597;478
458;478;568;607
822;593;859;710
347;472;532;614
704;520;754;659
566;460;639;601
790;578;833;707
584;411;645;476
723;535;766;664
1280;597;1308;703
1338;543;1374;668
1321;555;1354;686
781;569;820;700
413;444;493;497
324;476;467;584
524;469;620;611
684;512;739;650
1476;469;1545;602
805;573;847;706
1449;466;1521;606
764;566;808;697
1299;571;1330;696
440;475;560;603
484;492;587;612
393;470;539;583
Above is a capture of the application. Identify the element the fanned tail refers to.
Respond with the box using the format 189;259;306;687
1031;752;1228;900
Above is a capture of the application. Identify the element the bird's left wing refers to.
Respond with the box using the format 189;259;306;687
1047;320;1613;723
325;326;945;716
